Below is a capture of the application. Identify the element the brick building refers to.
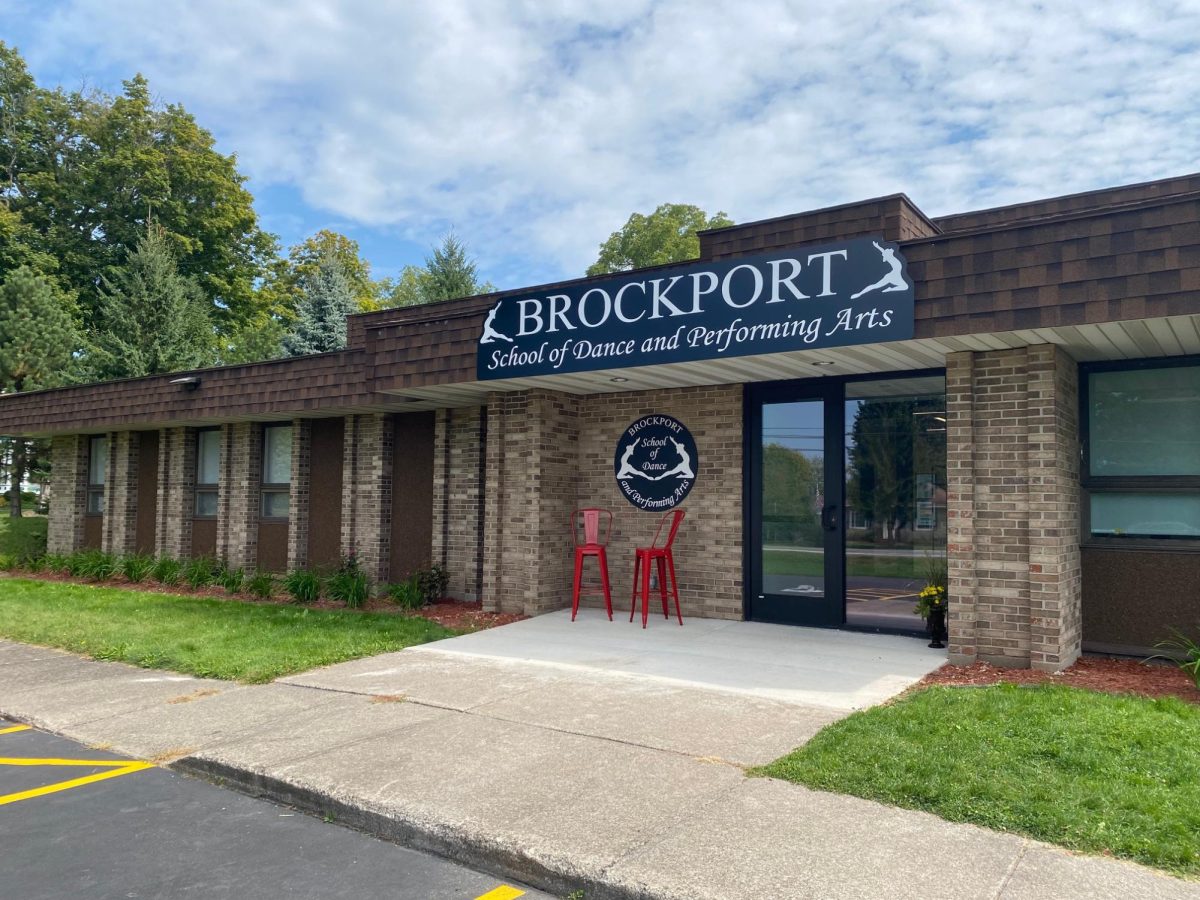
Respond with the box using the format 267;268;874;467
3;173;1199;671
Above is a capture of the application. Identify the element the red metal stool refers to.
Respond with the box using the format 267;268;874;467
571;507;614;621
630;508;685;628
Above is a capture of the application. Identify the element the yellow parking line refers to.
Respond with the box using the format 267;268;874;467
0;757;140;767
0;761;153;806
475;887;525;900
0;725;31;736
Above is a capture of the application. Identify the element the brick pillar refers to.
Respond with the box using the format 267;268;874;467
341;413;391;586
432;407;485;602
287;419;312;572
1027;345;1082;671
217;422;261;571
482;390;579;616
945;344;1081;671
102;431;140;555
156;427;196;559
48;434;88;554
946;353;978;665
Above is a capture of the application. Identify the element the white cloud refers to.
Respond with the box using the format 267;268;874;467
13;0;1200;287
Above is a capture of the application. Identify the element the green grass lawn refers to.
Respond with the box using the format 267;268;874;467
755;684;1200;876
0;514;48;560
0;578;456;683
762;548;922;580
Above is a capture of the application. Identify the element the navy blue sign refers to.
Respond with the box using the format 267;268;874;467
613;414;697;511
478;236;914;380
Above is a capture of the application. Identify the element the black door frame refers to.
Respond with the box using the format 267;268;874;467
743;368;946;629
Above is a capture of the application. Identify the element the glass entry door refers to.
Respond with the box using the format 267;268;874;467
748;384;844;626
747;374;946;631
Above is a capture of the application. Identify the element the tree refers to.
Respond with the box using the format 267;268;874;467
282;249;354;356
378;233;493;308
0;266;81;514
587;204;734;276
281;230;381;313
1;43;278;332
761;443;820;546
220;314;287;365
87;227;215;379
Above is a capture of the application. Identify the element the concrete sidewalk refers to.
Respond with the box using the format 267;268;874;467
2;636;1196;900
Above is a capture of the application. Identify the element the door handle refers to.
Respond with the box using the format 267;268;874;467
821;504;839;531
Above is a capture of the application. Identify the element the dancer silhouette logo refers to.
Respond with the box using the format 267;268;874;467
613;414;698;511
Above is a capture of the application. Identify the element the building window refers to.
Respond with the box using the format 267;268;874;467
261;425;292;520
1084;360;1200;541
195;429;220;518
87;435;108;515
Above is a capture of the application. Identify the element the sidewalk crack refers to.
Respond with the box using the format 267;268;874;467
993;840;1030;899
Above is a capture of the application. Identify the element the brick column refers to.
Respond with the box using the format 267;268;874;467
1026;345;1082;671
102;431;140;555
945;344;1081;671
217;422;261;571
341;413;392;586
482;390;579;616
156;427;196;560
432;407;485;602
287;419;312;572
48;434;88;554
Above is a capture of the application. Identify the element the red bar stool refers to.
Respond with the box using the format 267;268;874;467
571;507;614;621
630;508;685;628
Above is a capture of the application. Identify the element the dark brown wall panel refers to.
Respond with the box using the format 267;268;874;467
307;417;344;570
135;430;159;555
83;515;102;550
192;518;217;558
390;412;435;580
1082;547;1200;652
257;522;288;573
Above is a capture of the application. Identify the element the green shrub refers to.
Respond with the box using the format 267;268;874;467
184;556;219;590
387;575;423;610
1152;629;1200;689
219;567;245;594
151;556;183;586
25;554;47;573
40;553;69;574
67;549;117;580
119;554;155;583
0;553;18;571
327;554;369;608
283;569;322;603
246;570;276;599
416;564;449;605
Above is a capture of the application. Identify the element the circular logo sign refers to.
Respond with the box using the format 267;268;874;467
613;414;698;511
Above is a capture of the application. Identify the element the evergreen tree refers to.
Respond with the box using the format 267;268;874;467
282;249;354;356
0;266;81;514
421;232;481;302
87;227;215;379
380;233;494;307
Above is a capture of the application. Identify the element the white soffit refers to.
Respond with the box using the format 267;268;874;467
380;313;1200;408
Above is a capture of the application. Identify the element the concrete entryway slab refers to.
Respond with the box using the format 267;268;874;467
410;609;945;710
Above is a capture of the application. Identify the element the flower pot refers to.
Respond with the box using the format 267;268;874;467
926;605;947;649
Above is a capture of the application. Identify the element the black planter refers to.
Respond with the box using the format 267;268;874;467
926;606;947;649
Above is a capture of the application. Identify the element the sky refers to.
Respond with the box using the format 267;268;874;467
4;1;1200;291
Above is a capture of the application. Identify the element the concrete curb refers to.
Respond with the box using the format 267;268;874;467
171;755;658;900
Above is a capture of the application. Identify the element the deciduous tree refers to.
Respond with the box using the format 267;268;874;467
587;204;734;276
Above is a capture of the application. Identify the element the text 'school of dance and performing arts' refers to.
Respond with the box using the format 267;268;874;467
4;173;1200;670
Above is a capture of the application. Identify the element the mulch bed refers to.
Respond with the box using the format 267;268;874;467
920;656;1200;704
0;570;525;632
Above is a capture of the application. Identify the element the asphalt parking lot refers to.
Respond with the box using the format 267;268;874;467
0;718;550;900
